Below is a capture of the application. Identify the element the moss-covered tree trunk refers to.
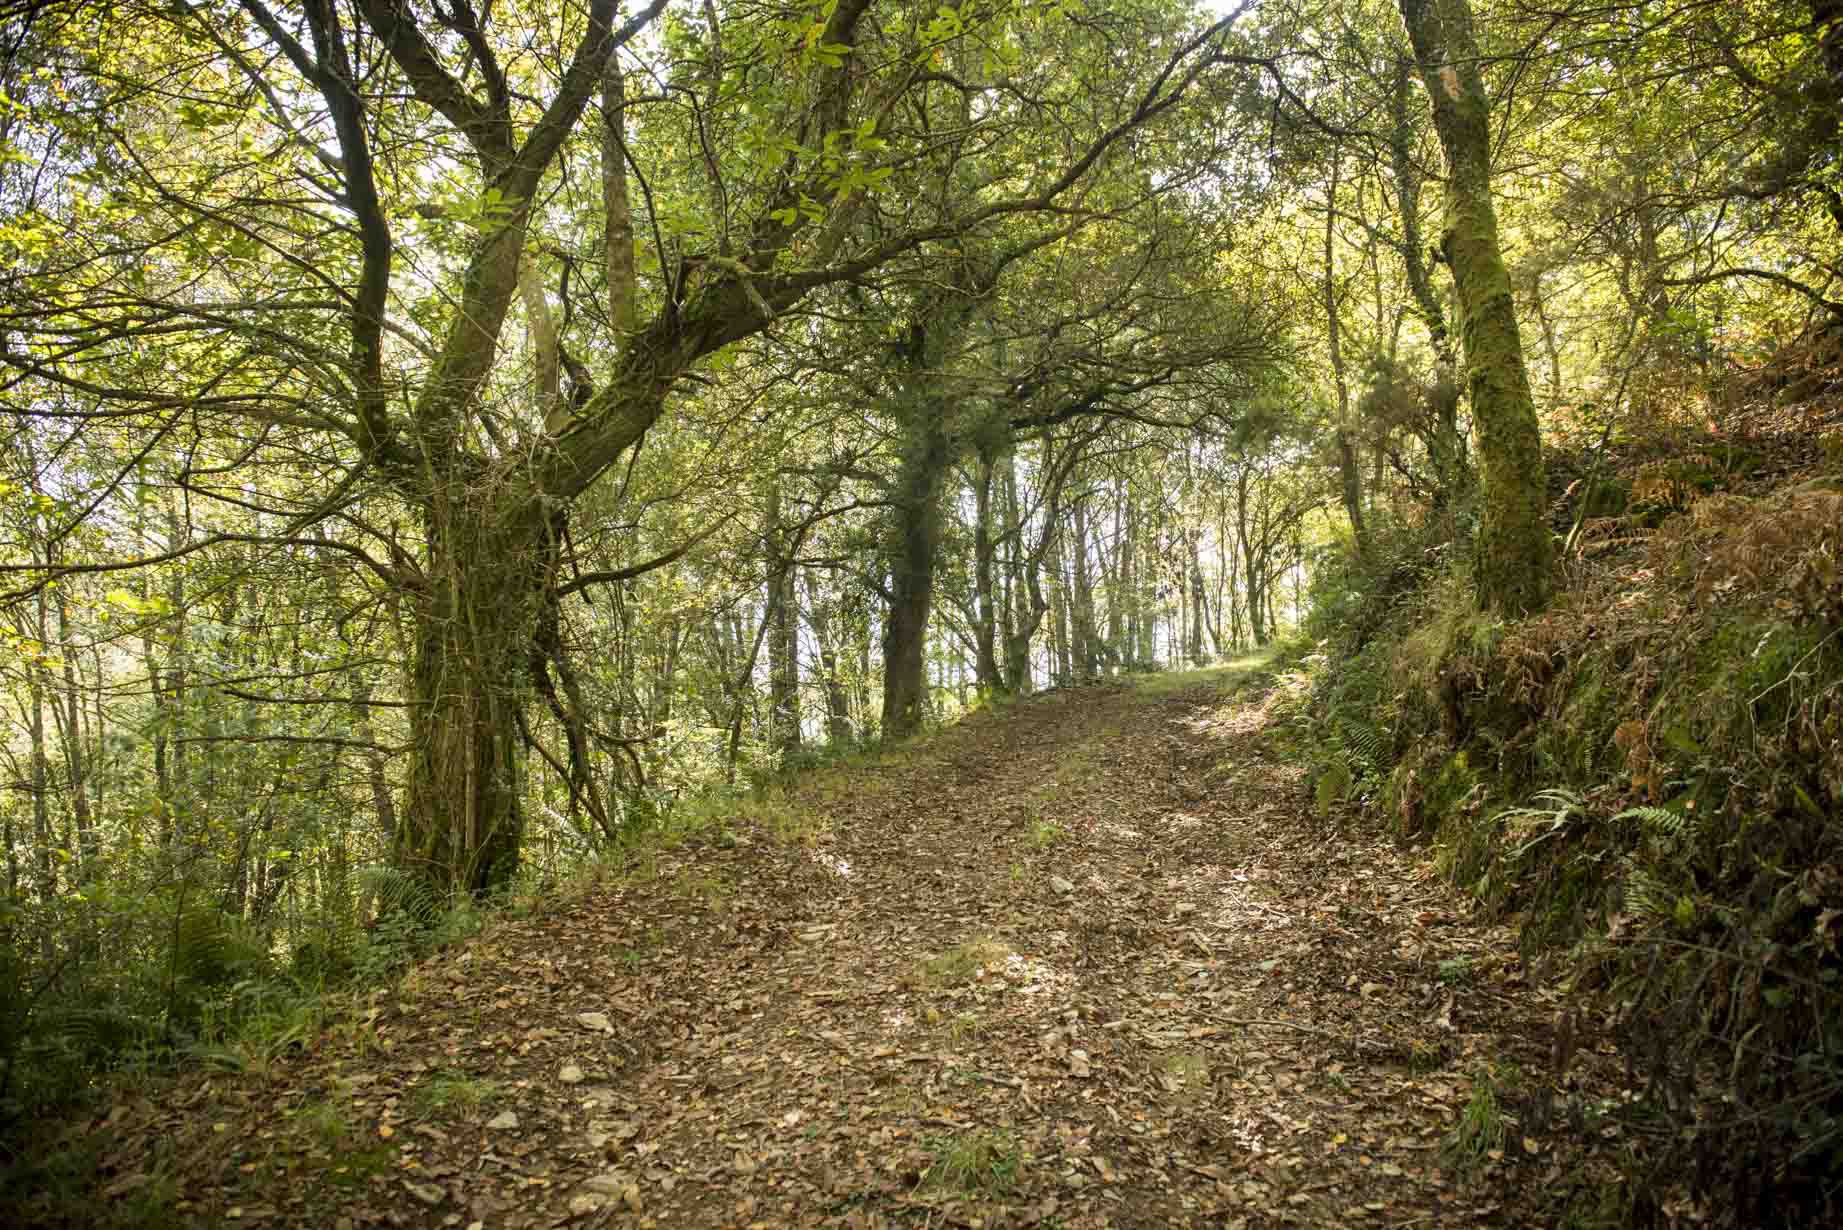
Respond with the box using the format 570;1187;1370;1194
880;415;952;739
1323;152;1371;559
1399;0;1551;615
877;264;991;737
395;493;555;899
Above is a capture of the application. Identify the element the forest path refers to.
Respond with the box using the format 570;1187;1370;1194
51;661;1615;1228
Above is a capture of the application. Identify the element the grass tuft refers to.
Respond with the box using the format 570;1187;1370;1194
921;1129;1022;1194
1441;1065;1511;1171
912;937;1013;988
408;1071;497;1120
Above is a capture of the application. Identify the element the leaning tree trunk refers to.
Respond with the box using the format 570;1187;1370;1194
396;495;556;900
1398;0;1551;615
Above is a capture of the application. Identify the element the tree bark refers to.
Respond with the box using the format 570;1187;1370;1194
1323;152;1370;558
1000;450;1045;692
1236;468;1268;646
1186;530;1212;662
764;483;802;760
878;266;989;738
1070;496;1101;677
1399;0;1552;615
972;442;1003;691
29;587;52;903
395;496;555;898
57;590;94;878
880;415;952;738
803;574;855;744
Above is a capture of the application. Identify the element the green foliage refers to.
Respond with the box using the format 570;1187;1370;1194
1305;507;1474;654
1305;466;1843;1220
408;1071;498;1121
921;1129;1023;1195
0;1127;182;1230
1440;1066;1513;1173
912;937;1013;989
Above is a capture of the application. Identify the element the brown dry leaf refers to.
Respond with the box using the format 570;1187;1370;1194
19;667;1632;1230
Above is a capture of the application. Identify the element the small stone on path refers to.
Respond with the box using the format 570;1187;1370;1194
559;1063;585;1084
403;1181;445;1206
581;1171;633;1195
1049;875;1075;895
485;1110;519;1130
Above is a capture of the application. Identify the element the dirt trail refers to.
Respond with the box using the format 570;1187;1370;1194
40;664;1617;1228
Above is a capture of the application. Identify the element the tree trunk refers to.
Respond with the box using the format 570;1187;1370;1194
29;587;52;903
880;416;950;738
878;269;988;737
1213;497;1239;651
764;483;802;760
1103;483;1126;666
57;590;94;878
1048;531;1071;686
803;575;855;744
1070;497;1100;677
1399;0;1551;615
1187;531;1213;661
1323;152;1370;558
395;498;554;900
972;442;1003;690
353;678;398;842
1120;492;1140;667
1000;449;1040;692
1137;510;1158;667
1237;469;1269;646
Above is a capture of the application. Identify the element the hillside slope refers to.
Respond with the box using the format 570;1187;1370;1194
9;661;1624;1228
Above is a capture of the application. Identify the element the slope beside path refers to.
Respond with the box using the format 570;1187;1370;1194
36;662;1622;1228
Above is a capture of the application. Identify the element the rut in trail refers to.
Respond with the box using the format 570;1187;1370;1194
61;663;1618;1229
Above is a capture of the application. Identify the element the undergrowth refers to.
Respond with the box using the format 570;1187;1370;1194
1301;450;1843;1224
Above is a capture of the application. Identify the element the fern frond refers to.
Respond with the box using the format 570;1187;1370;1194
1501;789;1586;860
30;1003;144;1054
1614;804;1694;837
1624;868;1678;927
1338;718;1386;769
357;865;440;925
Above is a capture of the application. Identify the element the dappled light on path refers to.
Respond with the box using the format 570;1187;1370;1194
65;661;1626;1227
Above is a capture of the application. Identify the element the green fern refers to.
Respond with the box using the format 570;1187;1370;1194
1501;788;1586;860
1337;716;1386;770
1614;803;1697;839
30;1003;144;1055
169;908;270;988
1623;868;1681;928
357;865;441;926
